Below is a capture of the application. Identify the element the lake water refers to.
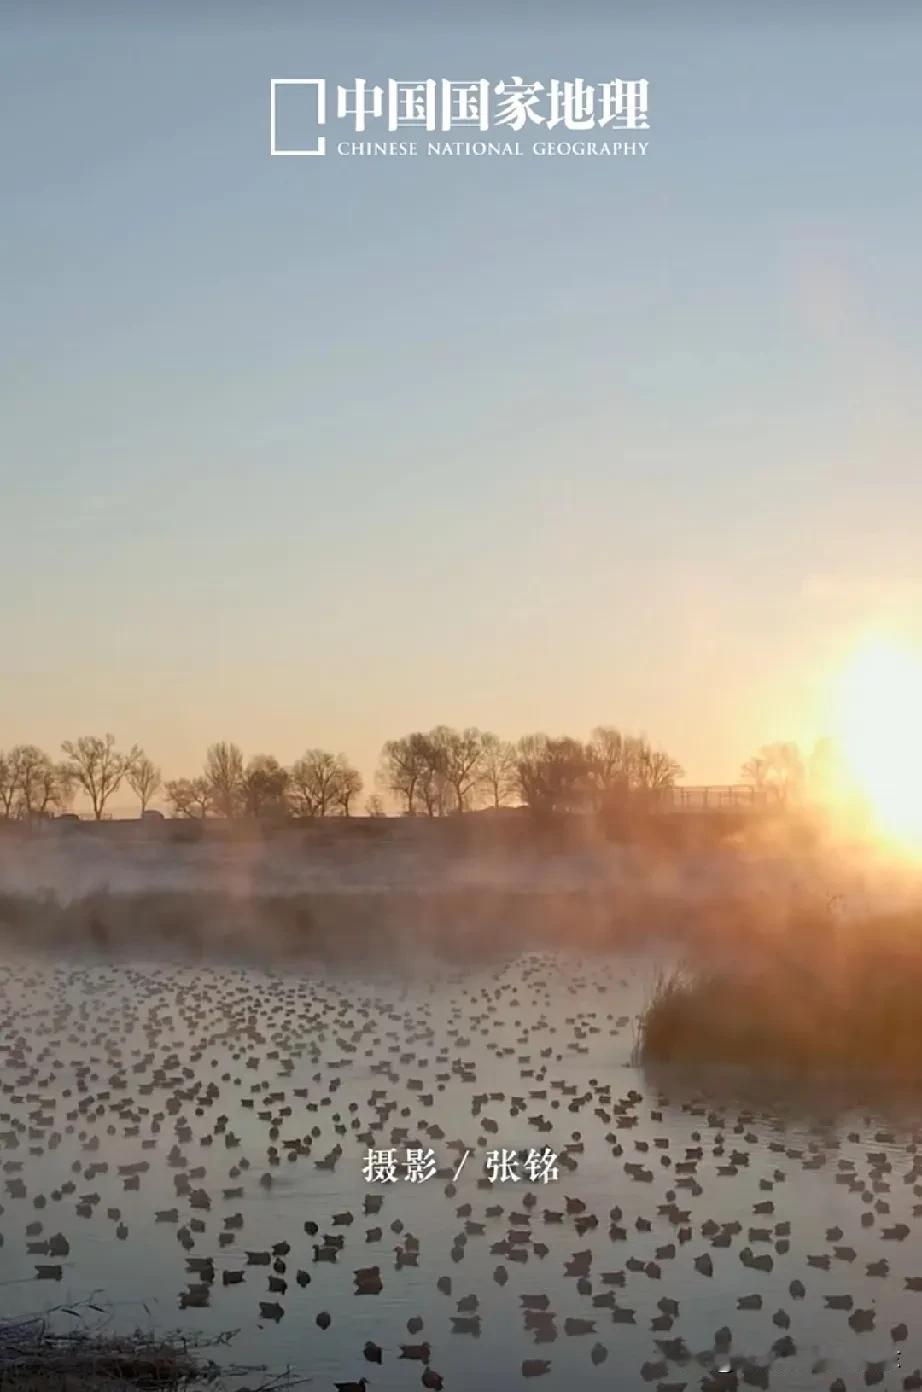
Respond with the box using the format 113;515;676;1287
3;948;922;1391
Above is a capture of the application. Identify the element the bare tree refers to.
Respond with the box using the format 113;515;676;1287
587;726;632;809
397;731;452;817
514;732;550;811
333;759;363;816
378;734;430;815
187;776;212;818
40;762;75;816
741;742;803;803
289;749;342;818
2;745;73;819
126;754;162;814
0;752;15;818
204;742;244;819
165;776;211;818
164;778;191;817
60;734;140;820
631;737;684;791
515;734;592;815
417;758;450;817
365;794;387;817
7;746;45;818
288;761;316;818
241;755;289;818
477;733;518;809
394;728;484;816
428;726;484;814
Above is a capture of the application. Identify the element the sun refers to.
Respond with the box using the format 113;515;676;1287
833;637;922;848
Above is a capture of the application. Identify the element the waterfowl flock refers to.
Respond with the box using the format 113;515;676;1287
2;950;922;1390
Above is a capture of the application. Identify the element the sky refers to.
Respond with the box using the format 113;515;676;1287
2;0;922;804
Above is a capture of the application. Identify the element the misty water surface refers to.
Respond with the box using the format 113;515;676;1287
3;949;922;1391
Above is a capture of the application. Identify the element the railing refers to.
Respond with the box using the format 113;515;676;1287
657;784;767;812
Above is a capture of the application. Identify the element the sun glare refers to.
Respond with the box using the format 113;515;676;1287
835;638;922;848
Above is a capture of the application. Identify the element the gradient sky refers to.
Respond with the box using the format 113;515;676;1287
3;1;921;803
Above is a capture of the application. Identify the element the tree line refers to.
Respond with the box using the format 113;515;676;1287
378;727;683;816
165;744;363;820
0;727;687;820
0;736;152;821
0;729;842;822
0;738;364;822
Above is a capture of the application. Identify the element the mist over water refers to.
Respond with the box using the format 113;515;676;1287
1;815;919;963
4;823;922;1389
5;947;922;1392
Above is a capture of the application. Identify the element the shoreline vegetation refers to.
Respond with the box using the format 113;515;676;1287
636;910;922;1078
0;1300;289;1392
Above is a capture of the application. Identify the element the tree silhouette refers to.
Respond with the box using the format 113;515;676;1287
61;734;140;820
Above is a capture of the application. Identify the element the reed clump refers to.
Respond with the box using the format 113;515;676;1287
0;1322;213;1392
0;1301;296;1392
637;909;922;1075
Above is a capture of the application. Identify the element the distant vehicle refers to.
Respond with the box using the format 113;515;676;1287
141;809;165;820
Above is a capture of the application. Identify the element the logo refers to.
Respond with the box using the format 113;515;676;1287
270;76;650;160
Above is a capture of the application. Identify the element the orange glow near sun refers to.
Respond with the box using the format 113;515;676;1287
834;637;922;850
